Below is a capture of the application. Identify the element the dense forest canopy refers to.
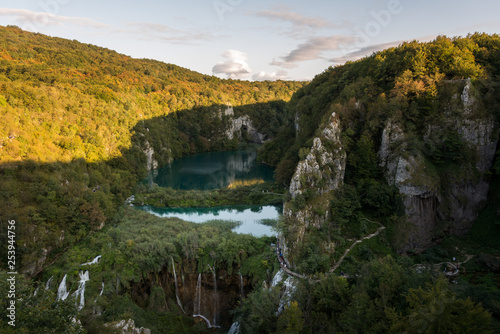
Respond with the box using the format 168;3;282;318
0;24;303;278
0;25;303;164
0;27;499;333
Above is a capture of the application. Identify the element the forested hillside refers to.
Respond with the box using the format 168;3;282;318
0;25;303;276
1;26;500;333
246;33;500;332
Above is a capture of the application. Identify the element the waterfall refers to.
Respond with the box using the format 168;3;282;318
94;282;105;303
194;273;202;315
57;274;70;301
193;266;220;329
81;255;101;266
33;286;39;296
239;272;244;299
277;276;297;314
209;265;219;327
45;276;54;290
271;269;284;288
228;321;240;334
171;257;186;314
73;271;90;310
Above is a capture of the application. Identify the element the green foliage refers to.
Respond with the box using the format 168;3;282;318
389;276;494;334
0;25;303;275
134;181;285;208
0;270;85;333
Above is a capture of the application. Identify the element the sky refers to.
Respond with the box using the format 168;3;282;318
0;0;499;81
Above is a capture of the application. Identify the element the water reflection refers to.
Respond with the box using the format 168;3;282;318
146;150;274;190
137;205;282;237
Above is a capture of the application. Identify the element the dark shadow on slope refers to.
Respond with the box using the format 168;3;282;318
0;100;290;277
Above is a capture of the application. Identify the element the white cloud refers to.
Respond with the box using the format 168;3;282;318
119;22;217;44
212;49;252;79
252;70;288;81
330;40;404;64
272;35;356;68
0;8;109;30
254;9;333;29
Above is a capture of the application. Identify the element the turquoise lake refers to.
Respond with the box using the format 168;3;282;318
140;150;281;237
146;150;275;190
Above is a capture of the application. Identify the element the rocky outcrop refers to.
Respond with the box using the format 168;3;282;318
379;79;498;252
106;319;151;334
284;112;346;248
226;114;267;144
143;139;158;171
289;112;346;198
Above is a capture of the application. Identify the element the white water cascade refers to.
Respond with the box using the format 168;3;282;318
228;321;240;334
194;274;202;315
271;269;284;288
192;268;220;329
57;274;70;301
81;255;101;266
209;265;219;327
171;257;186;314
239;272;244;299
45;276;54;290
277;276;297;314
94;282;105;303
73;271;90;310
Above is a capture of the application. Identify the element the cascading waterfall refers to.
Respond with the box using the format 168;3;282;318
45;276;54;290
193;266;220;329
57;274;70;301
271;269;284;288
209;265;220;327
228;321;240;334
194;273;202;315
171;257;186;314
239;272;244;299
277;276;297;314
81;255;101;266
73;271;90;310
94;282;105;316
94;282;105;303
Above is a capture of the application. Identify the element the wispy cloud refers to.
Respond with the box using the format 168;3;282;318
212;49;252;79
330;40;404;64
253;8;338;29
251;7;354;40
272;35;356;67
118;22;218;44
0;8;109;29
330;36;437;64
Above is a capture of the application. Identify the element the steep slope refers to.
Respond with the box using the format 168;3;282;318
0;25;304;276
261;34;500;268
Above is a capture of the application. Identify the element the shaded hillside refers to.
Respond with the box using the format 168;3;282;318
234;34;500;333
0;25;303;276
261;34;500;260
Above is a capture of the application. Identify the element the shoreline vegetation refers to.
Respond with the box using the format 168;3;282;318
132;181;286;208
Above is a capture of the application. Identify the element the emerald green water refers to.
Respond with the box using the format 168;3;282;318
140;150;280;237
146;150;274;190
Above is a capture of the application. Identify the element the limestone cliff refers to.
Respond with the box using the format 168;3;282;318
379;79;499;251
225;105;267;144
284;112;346;248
